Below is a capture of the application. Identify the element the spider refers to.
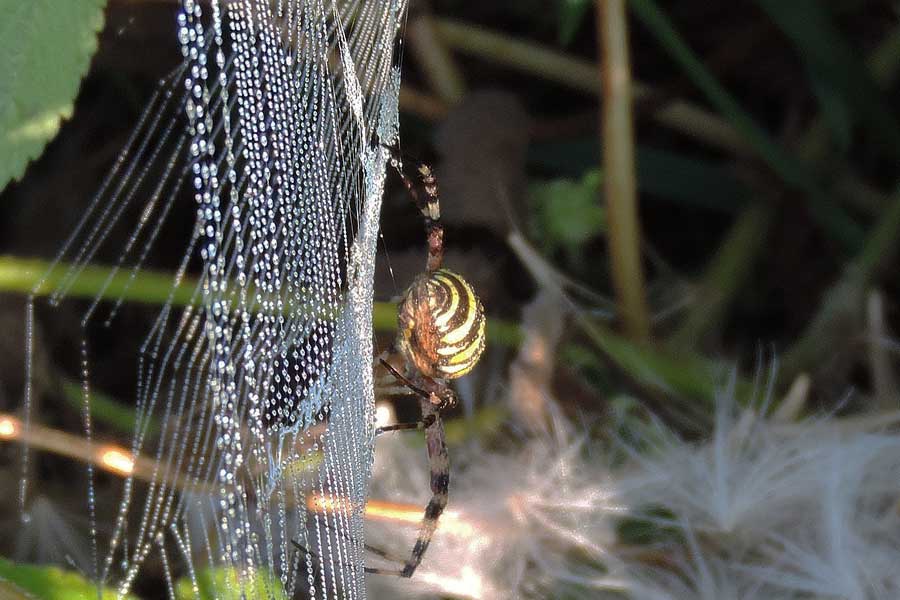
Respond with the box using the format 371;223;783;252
364;146;487;578
291;146;486;579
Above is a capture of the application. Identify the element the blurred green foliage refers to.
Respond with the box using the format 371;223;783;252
529;168;605;264
0;558;133;600
175;567;287;600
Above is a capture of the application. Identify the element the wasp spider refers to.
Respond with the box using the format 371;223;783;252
365;146;487;578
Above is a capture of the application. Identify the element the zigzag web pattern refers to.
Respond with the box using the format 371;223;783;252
21;0;407;597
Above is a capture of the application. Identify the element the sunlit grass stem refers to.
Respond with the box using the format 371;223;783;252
598;0;650;342
407;13;467;105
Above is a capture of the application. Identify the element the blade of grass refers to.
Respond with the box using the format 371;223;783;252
60;378;160;437
407;13;467;105
0;257;198;307
508;232;754;416
781;186;900;382
755;0;900;161
797;20;900;166
669;20;900;357
0;256;524;350
432;17;750;155
670;203;773;349
627;0;863;252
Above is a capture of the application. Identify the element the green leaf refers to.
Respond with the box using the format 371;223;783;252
529;169;605;257
0;0;107;191
0;557;132;600
635;146;750;211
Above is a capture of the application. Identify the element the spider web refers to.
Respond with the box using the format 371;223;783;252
21;0;406;597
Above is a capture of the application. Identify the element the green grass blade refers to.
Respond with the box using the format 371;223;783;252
755;0;900;161
627;0;863;251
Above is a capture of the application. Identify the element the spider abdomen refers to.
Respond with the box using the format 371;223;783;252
397;268;486;380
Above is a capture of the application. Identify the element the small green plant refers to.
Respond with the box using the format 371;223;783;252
529;168;605;267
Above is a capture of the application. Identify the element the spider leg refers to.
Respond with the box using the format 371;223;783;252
382;144;444;272
379;357;457;409
370;140;465;577
375;414;435;436
391;401;450;578
364;543;409;564
363;407;450;580
364;566;412;577
292;516;417;578
379;358;431;400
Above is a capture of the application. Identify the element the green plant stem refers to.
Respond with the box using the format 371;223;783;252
1;255;737;410
670;203;773;349
507;232;751;416
0;255;519;348
795;19;900;166
435;17;598;94
627;0;862;252
598;0;650;342
776;19;900;384
776;20;900;383
431;17;748;155
0;257;197;307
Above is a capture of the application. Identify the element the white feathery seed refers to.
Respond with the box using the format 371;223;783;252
367;379;900;599
367;409;624;599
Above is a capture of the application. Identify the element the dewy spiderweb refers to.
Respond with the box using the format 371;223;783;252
22;1;407;597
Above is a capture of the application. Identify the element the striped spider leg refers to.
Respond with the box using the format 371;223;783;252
367;147;487;578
